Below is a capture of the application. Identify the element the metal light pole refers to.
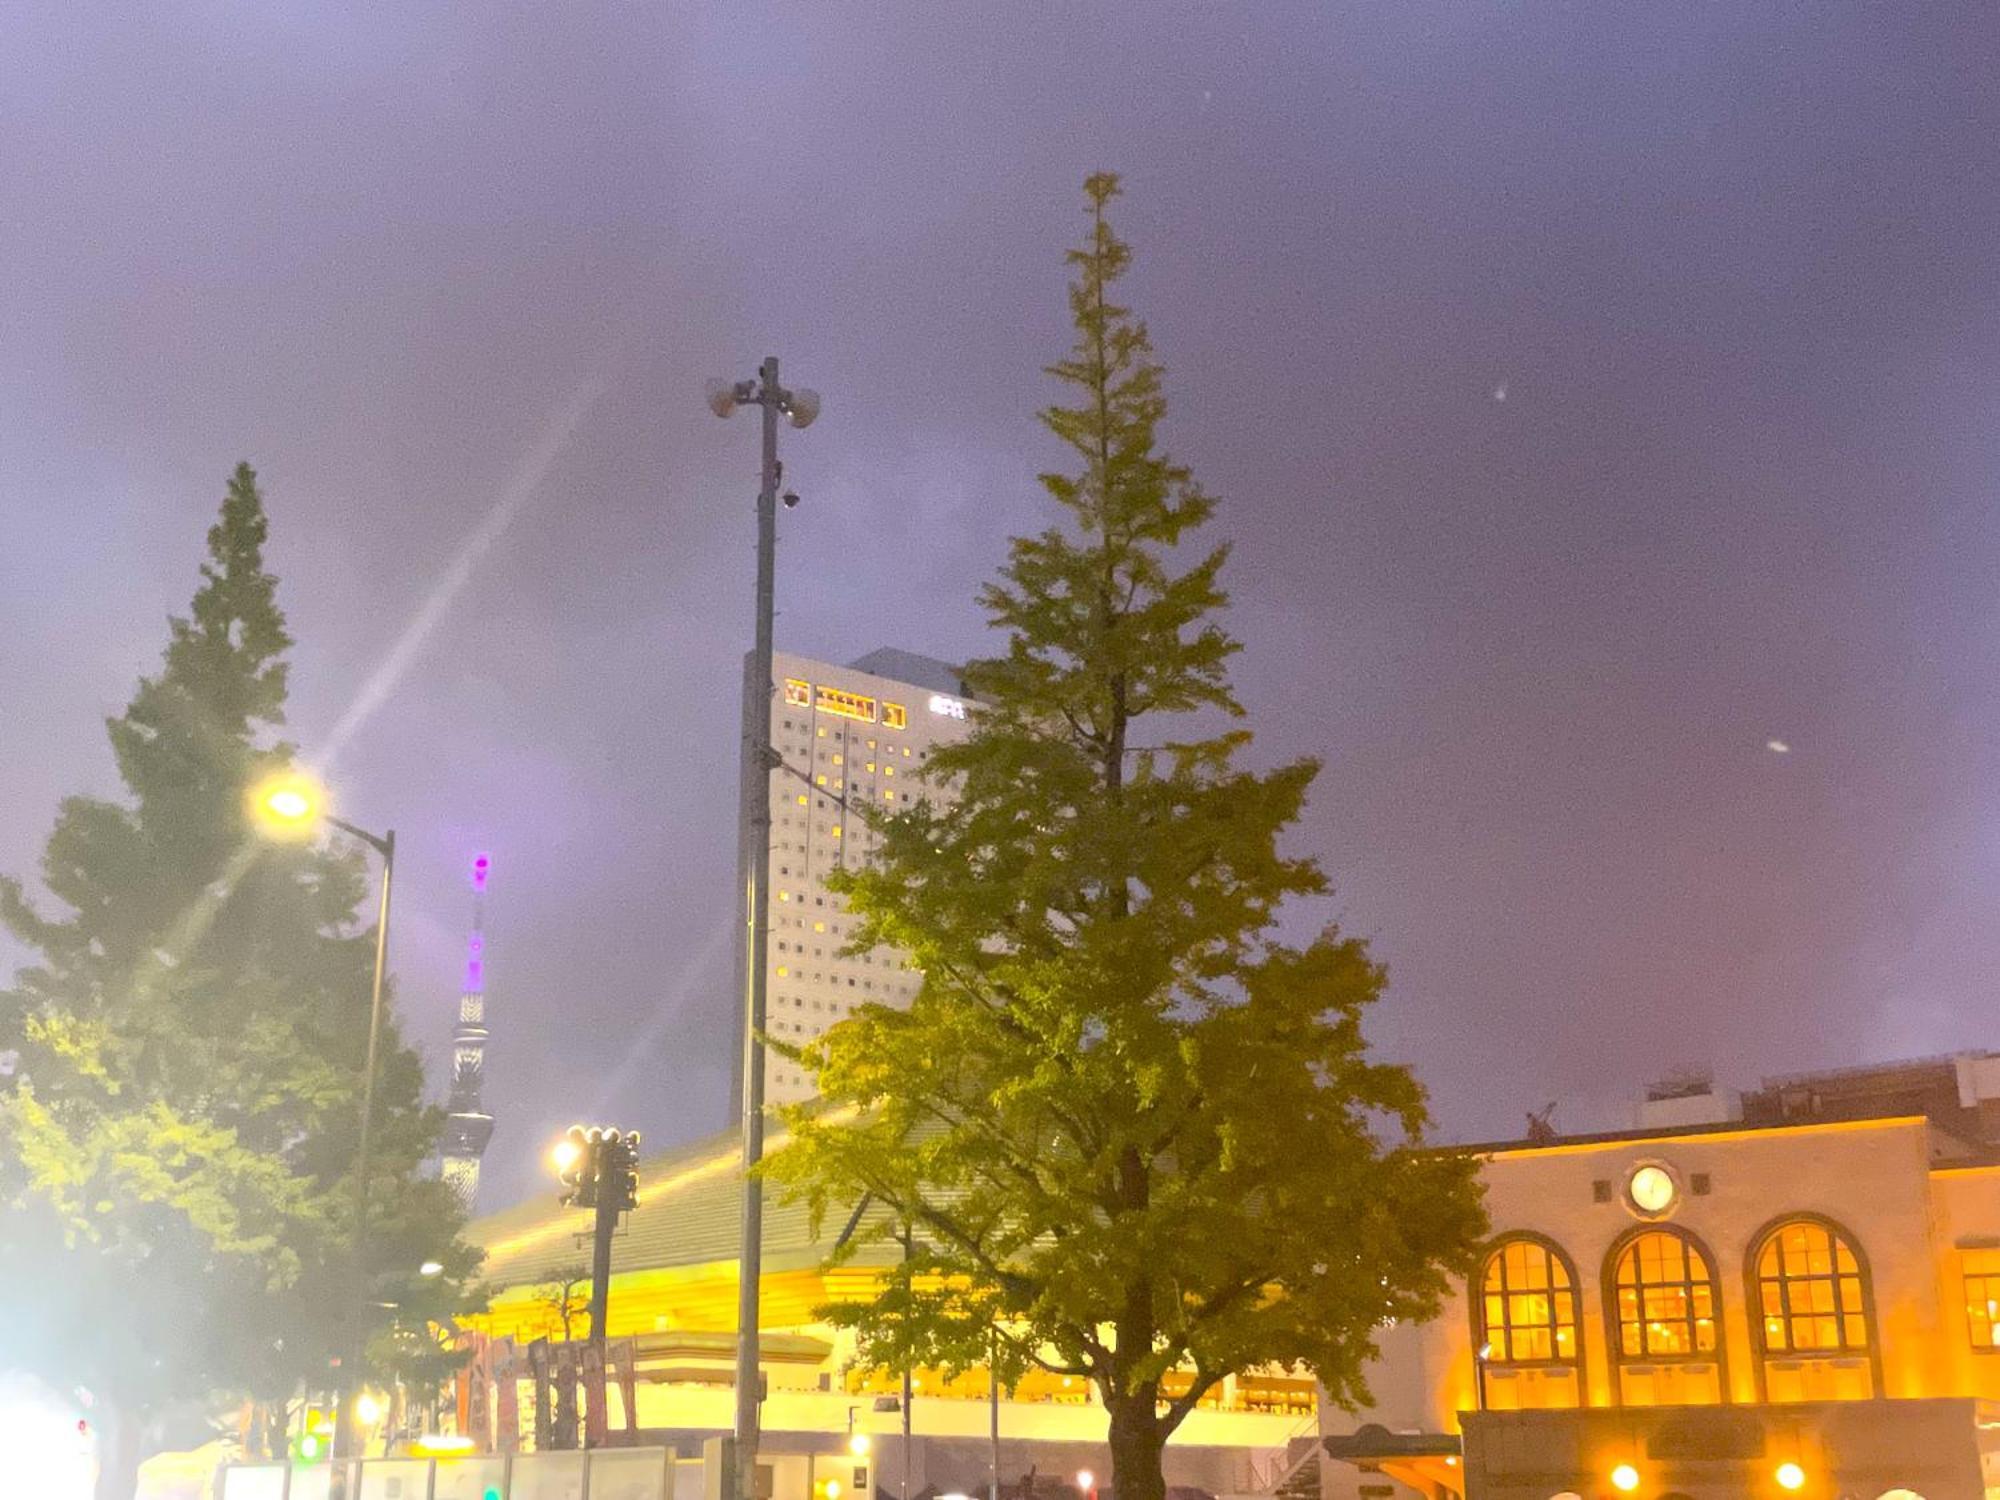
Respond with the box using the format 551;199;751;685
706;357;820;1500
331;816;395;1472
248;774;397;1484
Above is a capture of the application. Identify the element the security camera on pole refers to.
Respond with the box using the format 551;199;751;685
706;357;820;1500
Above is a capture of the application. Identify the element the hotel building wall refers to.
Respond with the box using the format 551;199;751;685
733;650;973;1111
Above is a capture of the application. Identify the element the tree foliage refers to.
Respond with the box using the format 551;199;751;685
764;176;1486;1500
0;464;481;1494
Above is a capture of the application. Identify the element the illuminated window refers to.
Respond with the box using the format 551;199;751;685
816;774;827;786
1755;1220;1874;1401
884;790;895;801
776;966;789;978
832;825;842;838
1964;1248;2000;1348
784;679;812;708
883;702;907;729
1610;1229;1722;1406
797;794;808;805
816;686;878;723
832;754;843;765
1475;1237;1581;1411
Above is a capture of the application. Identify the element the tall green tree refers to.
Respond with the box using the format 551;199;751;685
0;464;479;1499
765;176;1486;1500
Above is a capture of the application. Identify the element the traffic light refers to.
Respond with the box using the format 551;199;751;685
293;1407;335;1465
604;1129;641;1212
554;1124;639;1213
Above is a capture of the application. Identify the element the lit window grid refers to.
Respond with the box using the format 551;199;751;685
1479;1239;1578;1366
1614;1231;1720;1359
1965;1248;2000;1348
1757;1221;1868;1354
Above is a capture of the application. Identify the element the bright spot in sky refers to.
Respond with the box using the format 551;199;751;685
1492;383;1508;402
1766;739;1791;754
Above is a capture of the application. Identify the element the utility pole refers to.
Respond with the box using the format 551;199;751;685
705;358;820;1500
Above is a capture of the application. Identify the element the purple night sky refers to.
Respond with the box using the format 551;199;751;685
3;5;1997;1209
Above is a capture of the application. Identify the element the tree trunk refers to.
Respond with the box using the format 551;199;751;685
93;1401;143;1500
1104;1394;1167;1500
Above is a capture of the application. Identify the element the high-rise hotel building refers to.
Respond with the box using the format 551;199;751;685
735;647;974;1109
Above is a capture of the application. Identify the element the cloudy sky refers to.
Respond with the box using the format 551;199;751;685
3;4;1997;1209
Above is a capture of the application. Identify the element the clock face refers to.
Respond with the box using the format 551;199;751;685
1627;1163;1678;1216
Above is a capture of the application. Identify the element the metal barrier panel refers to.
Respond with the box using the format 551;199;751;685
432;1455;508;1499
587;1447;672;1500
358;1457;433;1499
509;1450;587;1500
290;1466;336;1500
218;1464;290;1500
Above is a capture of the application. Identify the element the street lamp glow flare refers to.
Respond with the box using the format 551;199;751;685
247;770;326;837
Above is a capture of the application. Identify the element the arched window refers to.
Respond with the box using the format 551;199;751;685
1753;1218;1875;1401
1475;1236;1581;1410
1608;1228;1724;1406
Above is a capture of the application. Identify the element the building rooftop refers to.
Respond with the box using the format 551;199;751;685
844;647;966;697
464;1123;888;1290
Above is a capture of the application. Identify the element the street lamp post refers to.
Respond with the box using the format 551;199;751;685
706;357;820;1500
249;772;396;1472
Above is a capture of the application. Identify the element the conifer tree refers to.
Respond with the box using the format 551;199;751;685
0;464;477;1499
765;177;1486;1500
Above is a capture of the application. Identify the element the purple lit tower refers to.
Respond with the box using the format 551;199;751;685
440;853;496;1211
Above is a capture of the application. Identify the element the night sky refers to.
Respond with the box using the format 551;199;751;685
4;5;1997;1211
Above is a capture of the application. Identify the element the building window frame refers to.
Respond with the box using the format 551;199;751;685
1743;1213;1880;1401
1470;1232;1585;1411
1603;1224;1730;1407
1962;1245;2000;1353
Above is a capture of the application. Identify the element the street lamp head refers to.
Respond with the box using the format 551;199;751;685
848;1433;871;1457
551;1132;584;1176
418;1260;444;1277
1075;1471;1093;1493
786;388;821;429
248;770;326;840
706;379;741;419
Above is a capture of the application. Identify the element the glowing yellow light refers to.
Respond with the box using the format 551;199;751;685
1610;1464;1640;1493
849;1433;872;1456
247;770;325;837
412;1434;477;1457
825;1483;842;1500
551;1136;583;1175
355;1393;385;1425
1075;1471;1094;1493
1775;1462;1806;1491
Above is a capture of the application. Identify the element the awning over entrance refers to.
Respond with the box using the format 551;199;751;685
1323;1425;1464;1500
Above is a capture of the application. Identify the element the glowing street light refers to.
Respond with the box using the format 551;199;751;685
1775;1462;1807;1492
247;769;325;836
1075;1471;1094;1496
354;1393;385;1427
419;1260;444;1278
551;1133;584;1176
1609;1463;1641;1493
248;764;397;1466
848;1432;872;1457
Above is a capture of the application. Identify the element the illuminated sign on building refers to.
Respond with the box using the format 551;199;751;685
928;694;968;720
815;686;878;723
783;679;813;708
882;701;908;729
